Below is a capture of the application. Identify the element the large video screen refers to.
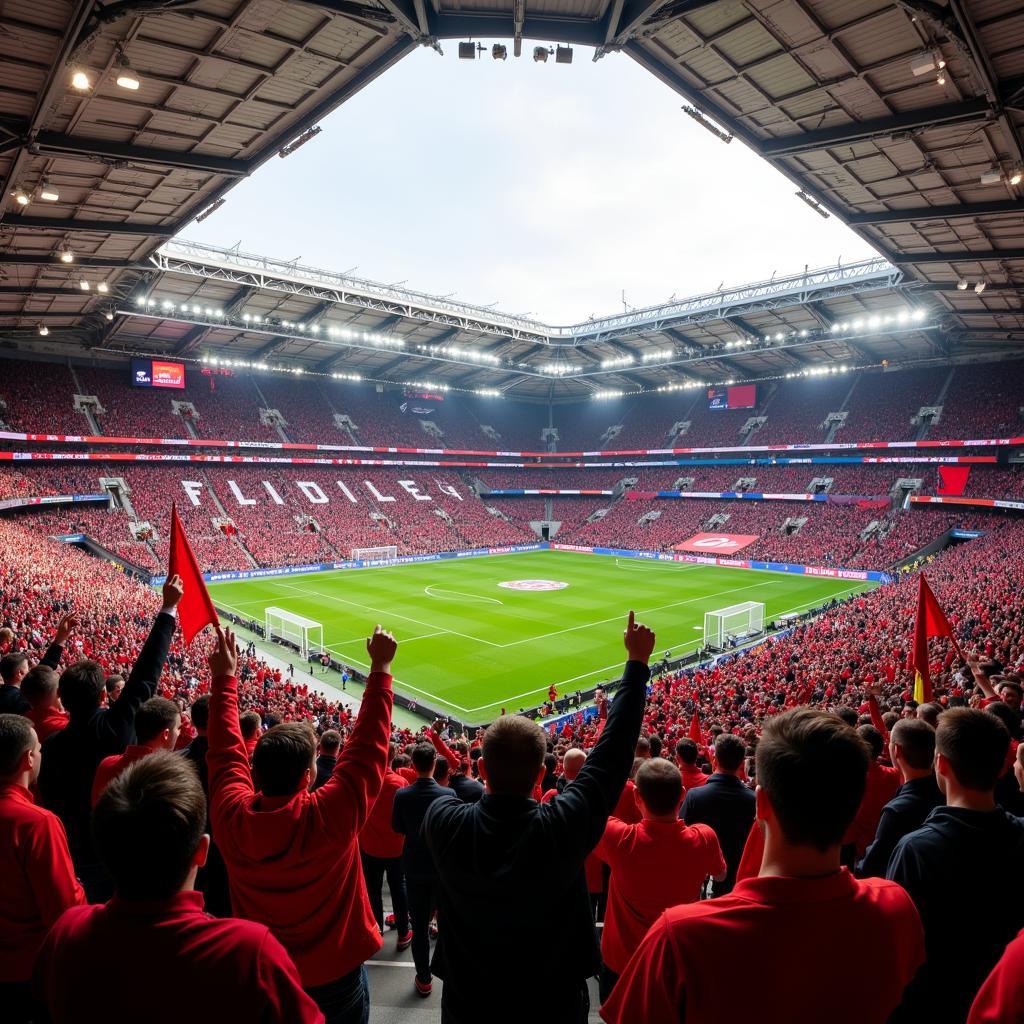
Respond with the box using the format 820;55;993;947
708;383;757;410
131;358;186;390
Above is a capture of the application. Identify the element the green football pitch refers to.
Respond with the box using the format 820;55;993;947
207;551;873;722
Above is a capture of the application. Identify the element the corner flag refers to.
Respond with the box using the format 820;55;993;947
168;503;219;645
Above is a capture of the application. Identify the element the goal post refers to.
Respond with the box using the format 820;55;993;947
351;545;399;564
703;601;766;651
264;606;324;661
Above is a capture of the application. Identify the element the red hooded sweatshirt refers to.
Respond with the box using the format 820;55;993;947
208;671;393;986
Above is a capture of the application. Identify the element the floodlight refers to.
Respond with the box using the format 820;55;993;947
12;185;30;206
59;248;74;263
555;45;573;64
492;44;507;61
70;69;91;91
910;53;937;76
533;46;552;62
97;281;108;293
957;278;969;291
459;41;477;59
105;311;114;321
37;323;49;336
39;180;59;202
116;52;140;90
980;167;1002;185
974;281;986;295
79;279;90;291
1010;165;1023;186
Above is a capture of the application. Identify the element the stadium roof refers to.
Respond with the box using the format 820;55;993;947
1;0;1022;400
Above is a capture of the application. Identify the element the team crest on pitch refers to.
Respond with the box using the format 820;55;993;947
498;579;569;591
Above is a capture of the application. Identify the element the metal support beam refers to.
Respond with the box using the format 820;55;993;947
890;249;1024;264
173;284;252;355
33;131;250;177
374;0;422;37
427;12;604;45
848;199;1024;226
1;215;176;237
0;254;140;268
759;98;993;158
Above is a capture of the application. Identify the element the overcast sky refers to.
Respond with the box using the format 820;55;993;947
184;44;878;324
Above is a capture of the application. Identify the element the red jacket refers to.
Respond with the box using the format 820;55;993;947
360;769;406;860
208;672;392;986
969;926;1024;1023
0;783;85;982
33;890;323;1023
23;705;69;741
91;744;152;806
843;761;901;857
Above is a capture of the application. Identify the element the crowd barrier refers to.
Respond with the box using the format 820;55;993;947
0;493;108;512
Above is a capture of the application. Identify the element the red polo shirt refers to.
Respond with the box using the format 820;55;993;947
680;765;709;792
23;705;69;741
596;818;725;973
359;769;406;860
612;779;641;823
602;870;924;1024
91;744;153;806
208;672;392;987
0;783;85;983
969;927;1024;1023
33;890;323;1023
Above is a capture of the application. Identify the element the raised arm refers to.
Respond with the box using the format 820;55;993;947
429;720;462;772
39;612;79;671
541;611;654;858
101;576;182;745
205;626;256;836
863;683;890;744
966;652;998;700
316;625;396;839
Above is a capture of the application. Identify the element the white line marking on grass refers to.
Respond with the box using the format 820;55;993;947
493;579;777;650
424;585;503;606
613;558;703;574
273;581;502;648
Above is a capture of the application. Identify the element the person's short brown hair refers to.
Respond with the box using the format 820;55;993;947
0;714;34;776
20;665;58;708
634;758;683;816
675;738;699;765
253;722;316;797
189;694;210;731
0;652;28;685
756;708;870;851
482;716;546;797
714;733;746;773
239;711;262;740
92;751;205;900
319;729;342;755
411;742;437;773
890;718;935;771
916;702;942;728
135;697;180;745
857;724;885;761
936;708;1009;791
58;660;106;717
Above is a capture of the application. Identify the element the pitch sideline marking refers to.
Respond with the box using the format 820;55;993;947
424;585;504;606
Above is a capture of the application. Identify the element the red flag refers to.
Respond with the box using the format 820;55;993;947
937;465;971;497
688;711;703;745
910;573;962;704
168;503;219;646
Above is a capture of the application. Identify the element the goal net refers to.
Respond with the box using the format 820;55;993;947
703;601;765;651
265;607;324;661
351;545;399;564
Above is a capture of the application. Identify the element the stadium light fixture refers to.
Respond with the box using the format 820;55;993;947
115;51;141;90
910;52;942;77
555;46;573;64
279;126;321;158
912;309;927;320
59;247;73;263
37;323;49;336
79;279;90;291
12;185;30;206
974;281;986;295
105;310;114;321
533;46;553;63
980;167;1002;185
195;198;226;222
459;41;484;59
594;389;624;399
492;44;507;61
957;278;969;290
1010;165;1023;187
39;179;59;202
796;191;829;218
681;105;732;144
97;281;108;293
70;69;91;91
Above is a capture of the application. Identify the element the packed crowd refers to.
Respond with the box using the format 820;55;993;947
2;358;1022;456
2;499;1024;1023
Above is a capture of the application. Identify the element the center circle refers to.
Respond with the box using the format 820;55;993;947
497;579;570;591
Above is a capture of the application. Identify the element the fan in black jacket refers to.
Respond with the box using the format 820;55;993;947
423;611;655;1024
38;575;183;899
0;613;73;714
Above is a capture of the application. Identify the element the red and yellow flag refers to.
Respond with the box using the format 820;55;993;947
910;573;962;703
